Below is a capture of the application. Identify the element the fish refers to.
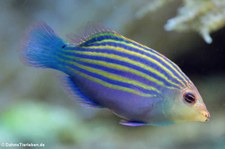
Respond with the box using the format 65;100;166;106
21;22;210;126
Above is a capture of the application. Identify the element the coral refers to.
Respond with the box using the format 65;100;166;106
136;0;175;18
138;0;225;44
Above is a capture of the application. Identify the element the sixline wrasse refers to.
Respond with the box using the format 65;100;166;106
21;22;210;126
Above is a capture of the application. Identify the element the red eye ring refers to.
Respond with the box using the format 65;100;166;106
183;92;196;104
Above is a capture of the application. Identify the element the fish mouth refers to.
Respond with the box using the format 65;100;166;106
201;111;210;122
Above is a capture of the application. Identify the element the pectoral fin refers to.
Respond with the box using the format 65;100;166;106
119;120;147;127
63;75;103;108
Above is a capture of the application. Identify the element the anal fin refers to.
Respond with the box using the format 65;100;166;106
119;120;147;127
63;75;103;108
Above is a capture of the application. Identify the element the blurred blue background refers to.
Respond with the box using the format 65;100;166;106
0;0;225;149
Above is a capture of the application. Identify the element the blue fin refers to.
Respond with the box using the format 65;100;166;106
63;75;103;108
21;22;65;69
119;120;147;127
66;23;119;45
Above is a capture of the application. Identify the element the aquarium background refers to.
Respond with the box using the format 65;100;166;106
0;0;225;149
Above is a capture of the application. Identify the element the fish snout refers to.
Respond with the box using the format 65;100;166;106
201;110;210;121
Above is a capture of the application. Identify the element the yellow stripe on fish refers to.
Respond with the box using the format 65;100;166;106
66;66;154;97
91;38;189;86
63;50;182;90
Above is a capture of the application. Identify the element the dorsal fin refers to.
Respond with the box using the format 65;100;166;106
66;23;121;45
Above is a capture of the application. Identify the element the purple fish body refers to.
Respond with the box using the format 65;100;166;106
69;75;167;125
22;23;210;126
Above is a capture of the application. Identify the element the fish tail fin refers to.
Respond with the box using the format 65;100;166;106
21;22;65;69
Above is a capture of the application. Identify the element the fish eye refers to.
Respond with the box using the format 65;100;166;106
183;92;196;104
